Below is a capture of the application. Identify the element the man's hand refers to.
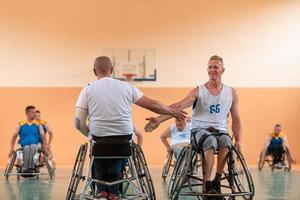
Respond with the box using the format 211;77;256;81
43;146;50;156
8;149;14;158
46;143;51;151
234;140;241;149
170;107;187;120
144;117;160;132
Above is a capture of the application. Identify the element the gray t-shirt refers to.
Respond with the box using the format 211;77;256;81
76;77;143;137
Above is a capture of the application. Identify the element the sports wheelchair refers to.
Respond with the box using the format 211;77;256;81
258;147;292;172
66;136;156;200
4;148;55;180
162;147;201;182
168;132;255;200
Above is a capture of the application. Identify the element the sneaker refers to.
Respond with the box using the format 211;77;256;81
212;180;221;193
96;191;108;200
108;193;119;200
212;180;224;200
203;181;217;200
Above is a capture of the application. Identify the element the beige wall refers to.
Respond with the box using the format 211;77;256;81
0;0;300;87
0;87;299;167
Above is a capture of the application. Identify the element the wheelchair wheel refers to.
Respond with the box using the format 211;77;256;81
45;156;54;179
167;146;187;197
132;143;156;200
230;147;255;200
169;146;193;200
4;151;17;180
66;143;88;200
162;151;173;181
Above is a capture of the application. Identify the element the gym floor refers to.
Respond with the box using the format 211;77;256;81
1;167;300;200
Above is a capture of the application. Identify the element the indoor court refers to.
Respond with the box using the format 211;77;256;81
0;1;300;200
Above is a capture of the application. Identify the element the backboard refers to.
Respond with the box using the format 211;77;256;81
103;48;157;81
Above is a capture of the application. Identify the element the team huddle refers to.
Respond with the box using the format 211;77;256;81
7;55;293;200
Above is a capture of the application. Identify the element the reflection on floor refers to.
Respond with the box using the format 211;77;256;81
1;167;300;200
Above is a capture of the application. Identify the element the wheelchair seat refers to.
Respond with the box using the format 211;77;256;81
92;135;132;157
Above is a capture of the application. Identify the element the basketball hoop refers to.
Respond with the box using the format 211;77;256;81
122;73;137;82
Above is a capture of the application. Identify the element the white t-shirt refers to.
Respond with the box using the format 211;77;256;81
76;77;143;137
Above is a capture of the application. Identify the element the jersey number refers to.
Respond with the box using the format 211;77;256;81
210;104;220;113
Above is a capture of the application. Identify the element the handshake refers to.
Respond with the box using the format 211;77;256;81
144;104;187;132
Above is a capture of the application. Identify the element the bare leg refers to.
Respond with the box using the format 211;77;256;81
204;148;215;181
216;147;229;174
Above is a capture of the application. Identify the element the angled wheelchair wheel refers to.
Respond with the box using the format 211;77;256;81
169;146;193;200
230;147;255;200
167;146;188;198
45;156;54;179
132;143;156;200
162;151;173;181
66;143;88;200
4;151;17;180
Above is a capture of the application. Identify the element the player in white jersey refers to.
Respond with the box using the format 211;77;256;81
75;56;186;200
145;55;242;197
160;118;191;159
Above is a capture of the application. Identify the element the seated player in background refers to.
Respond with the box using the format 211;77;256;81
8;105;47;173
160;118;191;159
261;124;295;168
35;110;56;168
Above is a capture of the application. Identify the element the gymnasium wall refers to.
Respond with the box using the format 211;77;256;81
0;87;299;167
0;0;300;87
0;0;300;167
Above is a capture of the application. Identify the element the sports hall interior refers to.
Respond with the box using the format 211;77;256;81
0;0;299;199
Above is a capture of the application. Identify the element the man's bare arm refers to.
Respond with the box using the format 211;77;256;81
134;126;143;146
8;125;20;157
39;125;49;154
135;96;186;119
230;88;242;147
144;87;198;132
44;122;54;146
160;128;172;152
75;107;89;137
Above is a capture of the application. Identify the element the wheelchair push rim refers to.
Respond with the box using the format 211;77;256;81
4;151;17;180
132;143;156;200
66;143;88;200
162;151;173;181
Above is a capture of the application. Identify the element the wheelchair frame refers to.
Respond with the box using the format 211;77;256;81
66;142;156;200
168;141;255;200
162;149;202;182
258;147;292;172
4;148;55;180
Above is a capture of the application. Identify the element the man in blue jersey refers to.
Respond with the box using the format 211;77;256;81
8;106;47;173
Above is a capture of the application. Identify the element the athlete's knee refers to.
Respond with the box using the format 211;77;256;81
218;135;232;150
202;136;218;152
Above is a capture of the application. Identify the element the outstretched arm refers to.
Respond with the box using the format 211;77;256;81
75;107;89;137
144;87;198;132
230;88;242;148
160;127;172;152
135;96;187;120
8;125;20;157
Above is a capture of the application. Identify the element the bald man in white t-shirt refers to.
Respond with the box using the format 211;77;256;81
75;56;186;200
